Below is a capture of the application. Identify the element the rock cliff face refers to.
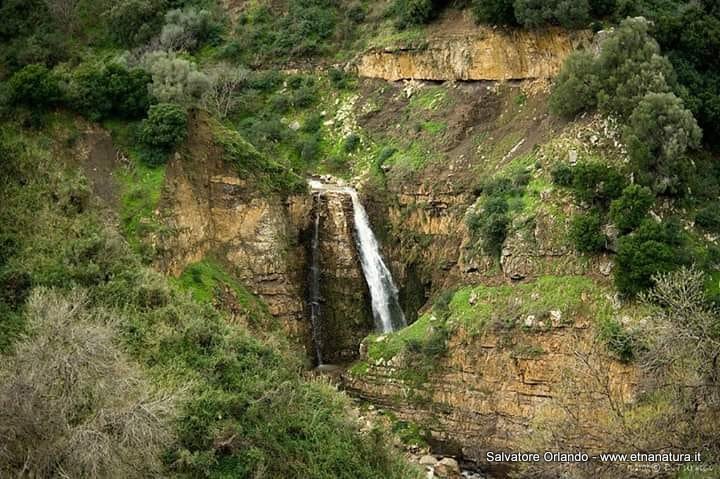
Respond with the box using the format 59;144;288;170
344;318;637;476
357;27;591;82
311;191;374;363
156;114;313;346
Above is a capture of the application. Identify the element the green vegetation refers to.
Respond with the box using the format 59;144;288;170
569;210;605;253
175;259;274;328
466;166;532;257
615;219;689;297
140;103;188;160
609;184;654;233
550;17;703;193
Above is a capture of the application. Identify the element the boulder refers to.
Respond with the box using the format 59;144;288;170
434;457;461;479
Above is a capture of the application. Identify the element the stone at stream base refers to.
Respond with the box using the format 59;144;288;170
419;455;438;467
434;457;461;479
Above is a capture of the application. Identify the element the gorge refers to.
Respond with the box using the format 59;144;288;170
1;2;718;478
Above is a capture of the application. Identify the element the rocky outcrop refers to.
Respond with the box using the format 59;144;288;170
311;191;373;363
357;27;591;82
344;321;637;476
156;114;312;347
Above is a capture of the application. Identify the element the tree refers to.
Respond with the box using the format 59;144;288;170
614;219;688;296
625;92;702;193
201;63;249;119
106;0;165;47
393;0;434;28
143;51;210;107
594;17;676;118
638;267;720;459
140;103;188;151
570;162;626;207
549;50;598;118
67;62;151;120
6;64;60;108
609;184;654;233
160;7;219;51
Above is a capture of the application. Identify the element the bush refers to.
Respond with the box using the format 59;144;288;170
472;195;510;257
6;64;60;108
228;1;337;66
328;67;350;89
625;92;702;194
106;0;165;47
471;0;516;25
550;162;574;187
140;103;188;151
695;203;720;233
68;62;151;120
599;317;636;362
569;210;606;253
609;184;654;233
143;51;210;107
0;289;173;477
393;0;435;28
514;0;591;28
160;7;220;51
614;219;688;297
570;162;625;207
343;133;360;152
550;17;679;120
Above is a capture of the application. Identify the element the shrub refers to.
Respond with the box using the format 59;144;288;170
229;1;337;66
594;17;676;118
550;162;574;187
614;219;688;296
471;0;516;25
143;51;210;107
68;62;152;120
599;317;636;362
160;7;220;51
549;17;679;120
201;63;249;118
514;0;591;28
301;113;323;133
328;67;350;89
347;4;366;23
106;0;165;46
625;92;702;194
6;64;60;108
570;210;606;253
695;203;720;233
570;162;625;207
140;103;188;151
343;133;360;152
477;196;510;257
0;289;173;477
609;184;654;233
393;0;435;28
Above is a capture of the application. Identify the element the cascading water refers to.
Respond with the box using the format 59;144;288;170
348;191;406;332
308;179;406;333
308;192;324;365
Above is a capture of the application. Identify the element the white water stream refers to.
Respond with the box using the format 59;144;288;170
308;179;406;333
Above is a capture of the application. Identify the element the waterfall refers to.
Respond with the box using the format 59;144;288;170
309;193;324;365
308;179;406;333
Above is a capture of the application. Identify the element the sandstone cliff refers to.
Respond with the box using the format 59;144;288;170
156;113;312;346
357;25;591;82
